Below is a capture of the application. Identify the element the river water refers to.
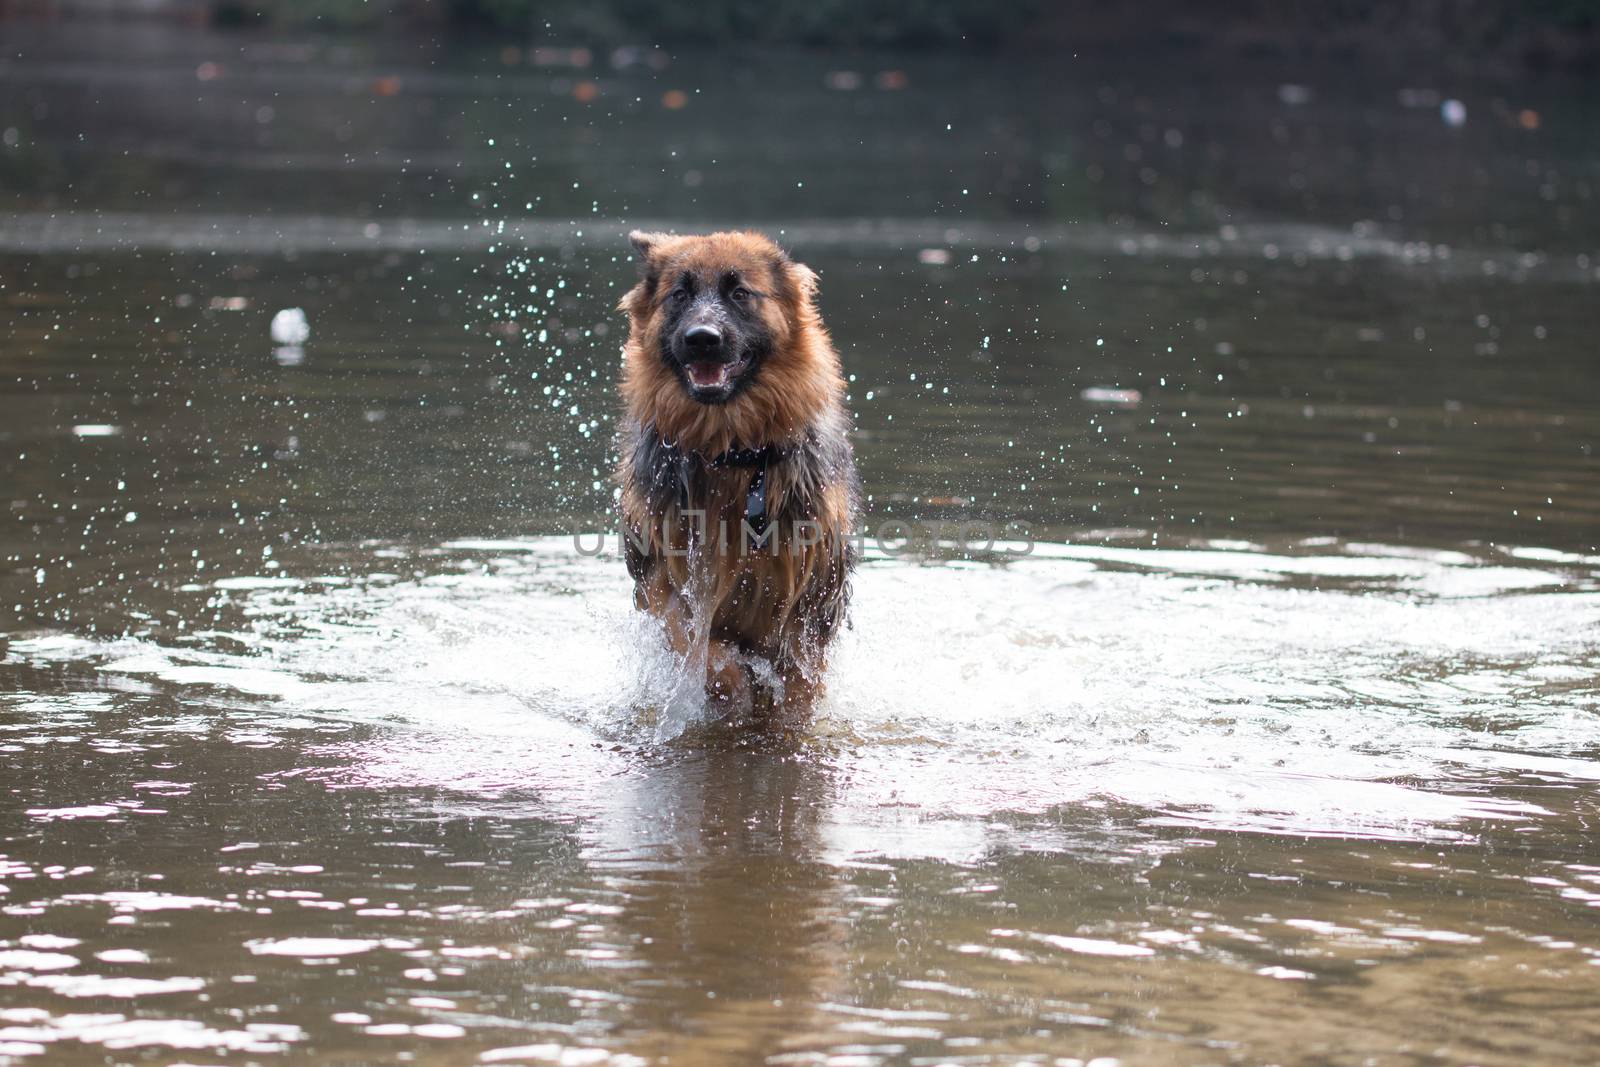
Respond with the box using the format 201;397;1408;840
2;21;1598;1067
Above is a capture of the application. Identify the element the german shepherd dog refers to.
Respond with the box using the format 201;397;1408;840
616;231;857;725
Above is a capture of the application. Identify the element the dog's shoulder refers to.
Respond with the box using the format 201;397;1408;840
773;404;858;523
622;419;692;516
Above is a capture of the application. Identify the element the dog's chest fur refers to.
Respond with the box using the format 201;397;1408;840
619;419;856;662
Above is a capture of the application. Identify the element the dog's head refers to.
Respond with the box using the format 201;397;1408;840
621;230;819;406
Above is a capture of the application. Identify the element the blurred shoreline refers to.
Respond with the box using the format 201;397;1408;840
0;0;1597;71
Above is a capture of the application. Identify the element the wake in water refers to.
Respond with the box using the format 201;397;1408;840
9;537;1600;848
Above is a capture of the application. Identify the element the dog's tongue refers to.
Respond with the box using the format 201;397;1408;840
687;361;731;388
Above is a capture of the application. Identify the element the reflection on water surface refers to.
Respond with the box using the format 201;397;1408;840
3;539;1599;1063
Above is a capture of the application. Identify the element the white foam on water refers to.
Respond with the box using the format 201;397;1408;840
9;538;1599;850
245;938;381;958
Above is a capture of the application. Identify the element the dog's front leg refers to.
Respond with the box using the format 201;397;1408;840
644;578;753;713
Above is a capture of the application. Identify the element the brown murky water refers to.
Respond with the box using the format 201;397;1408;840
2;22;1599;1067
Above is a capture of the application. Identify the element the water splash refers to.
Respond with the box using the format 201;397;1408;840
11;537;1597;846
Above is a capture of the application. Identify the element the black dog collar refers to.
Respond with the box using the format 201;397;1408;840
707;445;784;469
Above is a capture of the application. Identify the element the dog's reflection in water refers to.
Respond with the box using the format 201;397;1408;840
585;746;848;1061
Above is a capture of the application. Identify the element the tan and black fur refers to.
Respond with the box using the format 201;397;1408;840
616;230;857;724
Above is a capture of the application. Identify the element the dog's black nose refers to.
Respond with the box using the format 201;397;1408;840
683;324;722;350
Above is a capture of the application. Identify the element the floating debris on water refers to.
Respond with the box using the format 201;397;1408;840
270;308;310;345
1081;387;1143;407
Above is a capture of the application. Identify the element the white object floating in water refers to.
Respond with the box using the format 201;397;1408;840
71;423;122;437
270;307;310;345
1081;387;1142;407
1441;99;1467;127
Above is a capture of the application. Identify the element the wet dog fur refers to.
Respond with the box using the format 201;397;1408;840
616;230;857;726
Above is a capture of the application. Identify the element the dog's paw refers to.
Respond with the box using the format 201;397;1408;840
704;644;754;713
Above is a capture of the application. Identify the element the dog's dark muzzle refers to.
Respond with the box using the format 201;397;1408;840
674;322;747;398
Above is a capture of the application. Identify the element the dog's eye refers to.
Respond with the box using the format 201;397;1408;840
668;288;689;304
730;287;752;302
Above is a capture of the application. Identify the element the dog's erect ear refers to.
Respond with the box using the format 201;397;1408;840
620;230;671;317
628;230;670;278
786;260;819;298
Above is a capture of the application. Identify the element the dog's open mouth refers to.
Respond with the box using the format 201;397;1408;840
684;359;745;393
